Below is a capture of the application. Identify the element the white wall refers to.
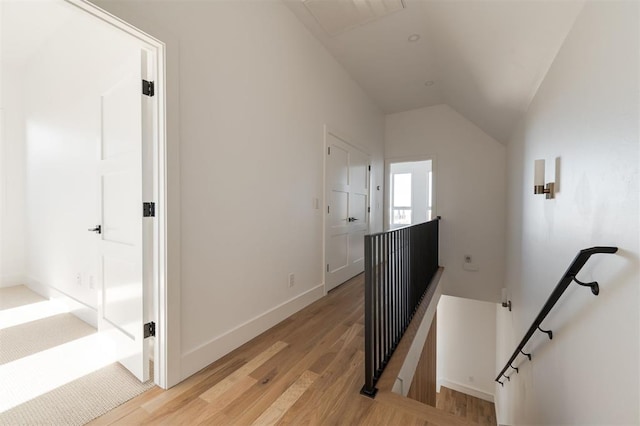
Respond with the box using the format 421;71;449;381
497;2;639;424
385;104;506;303
92;0;385;382
20;9;141;311
436;295;496;402
0;64;26;287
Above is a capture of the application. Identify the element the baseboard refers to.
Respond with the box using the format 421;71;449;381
0;274;27;288
25;277;98;328
437;378;495;403
494;391;504;425
180;283;325;381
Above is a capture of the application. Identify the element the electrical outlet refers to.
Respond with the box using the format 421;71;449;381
76;273;82;286
288;273;295;288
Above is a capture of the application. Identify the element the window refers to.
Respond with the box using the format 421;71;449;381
427;171;433;221
392;173;412;225
388;160;433;229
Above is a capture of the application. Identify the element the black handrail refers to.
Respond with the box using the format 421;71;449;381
495;246;618;385
360;217;440;398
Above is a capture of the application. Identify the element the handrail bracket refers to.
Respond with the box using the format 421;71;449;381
537;326;553;340
520;349;532;361
572;276;599;296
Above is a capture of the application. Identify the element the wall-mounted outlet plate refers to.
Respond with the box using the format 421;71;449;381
288;273;295;288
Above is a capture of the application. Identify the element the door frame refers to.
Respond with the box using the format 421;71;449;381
65;0;172;388
322;125;372;294
384;155;437;231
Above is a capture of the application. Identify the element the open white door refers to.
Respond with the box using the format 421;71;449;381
325;132;370;291
96;49;150;382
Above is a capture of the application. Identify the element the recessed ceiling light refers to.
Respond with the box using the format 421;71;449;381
424;80;435;86
408;34;421;42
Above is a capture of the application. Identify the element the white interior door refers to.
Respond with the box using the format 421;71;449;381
325;132;370;291
97;50;150;382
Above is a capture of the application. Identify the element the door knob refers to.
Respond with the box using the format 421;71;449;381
348;217;358;222
88;225;102;234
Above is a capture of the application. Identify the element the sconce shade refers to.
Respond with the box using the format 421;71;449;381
534;159;545;186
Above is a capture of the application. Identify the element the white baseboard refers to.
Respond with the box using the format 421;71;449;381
25;277;98;328
0;274;27;288
494;390;505;425
180;283;325;381
437;378;495;403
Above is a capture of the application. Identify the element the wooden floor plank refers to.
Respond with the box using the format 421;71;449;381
199;341;287;403
435;387;497;426
87;386;164;426
134;358;248;423
251;370;318;425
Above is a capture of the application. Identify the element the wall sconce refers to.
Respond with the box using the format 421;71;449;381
534;159;555;199
501;288;512;311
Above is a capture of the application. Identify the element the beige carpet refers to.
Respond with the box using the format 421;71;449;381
0;286;47;310
0;286;156;425
0;362;155;425
0;313;96;365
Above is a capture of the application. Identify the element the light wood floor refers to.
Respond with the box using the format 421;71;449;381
436;387;496;426
91;274;492;425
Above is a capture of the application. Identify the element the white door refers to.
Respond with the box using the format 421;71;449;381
325;132;370;291
96;50;150;382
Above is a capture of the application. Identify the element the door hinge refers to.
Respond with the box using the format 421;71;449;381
368;165;371;171
368;207;370;213
143;202;156;217
328;147;331;155
142;80;155;97
144;321;156;338
326;264;329;272
327;205;330;214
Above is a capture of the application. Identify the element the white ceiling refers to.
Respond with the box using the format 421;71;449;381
284;0;585;143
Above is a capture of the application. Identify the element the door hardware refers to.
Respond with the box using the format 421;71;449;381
144;322;156;338
88;225;102;234
142;80;155;97
143;202;155;217
348;217;359;222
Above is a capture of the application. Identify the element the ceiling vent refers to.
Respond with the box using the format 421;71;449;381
303;0;405;36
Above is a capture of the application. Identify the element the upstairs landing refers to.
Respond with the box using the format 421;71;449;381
92;273;494;425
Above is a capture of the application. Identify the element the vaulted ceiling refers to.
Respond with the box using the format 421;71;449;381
284;0;585;144
3;0;584;144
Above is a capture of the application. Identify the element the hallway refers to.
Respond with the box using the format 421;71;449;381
92;274;493;425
